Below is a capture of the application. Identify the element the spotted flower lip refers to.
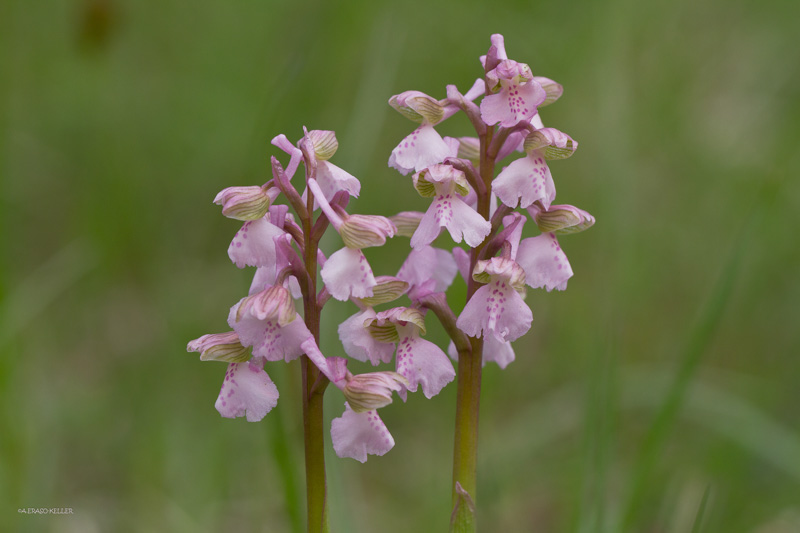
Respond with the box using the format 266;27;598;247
515;232;573;292
215;360;279;422
320;247;377;301
481;59;546;128
331;403;395;463
493;152;556;210
457;257;533;343
389;123;452;175
409;164;491;249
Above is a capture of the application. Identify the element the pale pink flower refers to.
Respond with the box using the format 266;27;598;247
493;152;556;210
228;287;312;362
388;91;452;175
227;206;289;269
456;257;533;343
215;360;279;422
410;164;491;249
515;232;573;292
338;307;395;365
331;404;395;463
448;335;515;369
397;245;458;294
308;178;396;301
366;307;455;400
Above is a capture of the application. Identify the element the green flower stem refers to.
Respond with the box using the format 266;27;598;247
301;176;330;533
451;125;496;532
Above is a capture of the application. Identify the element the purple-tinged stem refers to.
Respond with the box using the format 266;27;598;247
451;124;496;531
300;165;330;533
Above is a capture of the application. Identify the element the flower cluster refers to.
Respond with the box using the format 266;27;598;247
187;33;593;471
386;33;594;369
188;128;457;462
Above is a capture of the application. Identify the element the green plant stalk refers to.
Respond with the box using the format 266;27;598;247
301;183;330;533
451;125;495;532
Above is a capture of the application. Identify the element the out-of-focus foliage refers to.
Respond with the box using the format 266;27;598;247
1;0;799;531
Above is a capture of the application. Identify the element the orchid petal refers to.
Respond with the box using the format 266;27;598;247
228;217;285;269
457;281;532;343
331;404;394;463
321;248;376;301
395;327;455;400
215;361;279;422
388;124;451;175
493;153;555;209
338;308;395;365
516;233;573;291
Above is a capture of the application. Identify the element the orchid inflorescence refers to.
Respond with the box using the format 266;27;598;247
188;33;593;530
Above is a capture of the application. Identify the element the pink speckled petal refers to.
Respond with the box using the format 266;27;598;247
456;282;533;343
338;308;395;365
215;361;279;422
321;247;376;301
389;124;451;175
331;404;394;463
493;154;555;209
394;326;455;400
446;197;492;247
397;246;458;292
411;196;490;249
516;233;573;291
228;217;285;269
316;161;361;200
227;300;311;362
252;318;312;362
480;81;546;128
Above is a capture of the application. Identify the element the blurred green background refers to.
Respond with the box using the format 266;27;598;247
2;0;799;531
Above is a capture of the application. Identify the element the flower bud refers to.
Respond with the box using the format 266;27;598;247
357;276;409;307
389;91;445;124
472;257;527;294
366;307;427;341
306;130;339;161
236;285;296;326
534;76;563;107
343;372;409;413
486;60;533;93
530;204;595;234
390;211;424;237
187;331;251;363
523;128;577;160
456;137;480;162
340;214;397;249
213;186;273;221
412;164;469;198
